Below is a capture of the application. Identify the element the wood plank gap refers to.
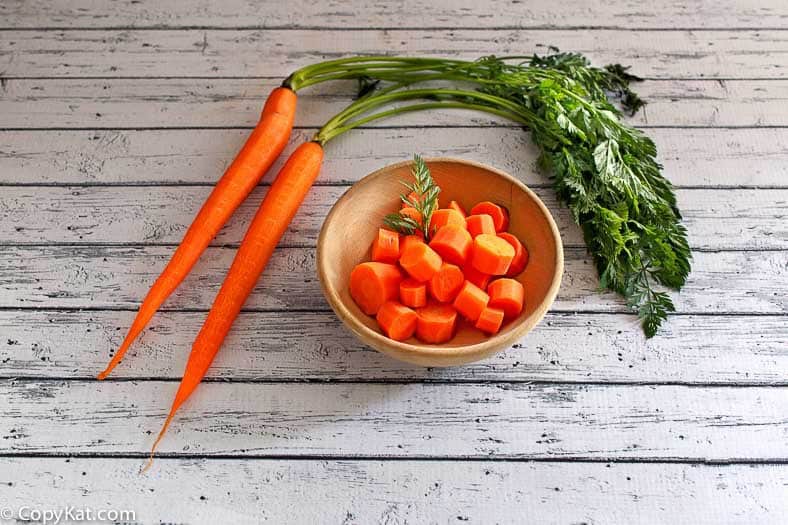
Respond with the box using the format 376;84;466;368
0;451;785;465
3;376;788;387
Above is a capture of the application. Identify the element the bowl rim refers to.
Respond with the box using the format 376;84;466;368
317;156;564;361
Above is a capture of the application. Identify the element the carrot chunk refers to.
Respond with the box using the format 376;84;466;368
471;233;515;275
371;228;400;264
462;262;492;290
429;208;466;235
399;206;423;227
376;300;418;341
475;306;505;334
428;263;465;303
470;201;509;232
401;190;428;209
350;262;404;315
400;234;424;255
429;224;472;266
498;232;529;276
465;214;496;238
416;302;458;344
448;200;467;218
400;278;428;308
399;241;442;282
488;278;525;318
452;281;489;322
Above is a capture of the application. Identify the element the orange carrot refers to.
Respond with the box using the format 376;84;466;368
470;201;509;232
429;208;465;235
448;200;467;218
371;228;400;264
351;262;404;315
452;281;489;322
462;262;492;290
400;278;428;308
498;232;529;276
399;241;442;282
401;234;425;254
471;234;515;275
98;87;297;380
376;301;418;341
465;214;496;238
399;206;423;227
401;190;424;209
429;224;472;266
488;278;525;318
145;141;324;468
428;263;465;303
416;302;458;344
475;306;505;334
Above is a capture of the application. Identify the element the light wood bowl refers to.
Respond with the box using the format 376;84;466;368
317;158;563;367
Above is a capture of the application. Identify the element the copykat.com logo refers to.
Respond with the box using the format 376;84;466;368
0;506;136;524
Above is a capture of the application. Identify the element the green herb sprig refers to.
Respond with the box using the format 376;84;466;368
383;155;441;240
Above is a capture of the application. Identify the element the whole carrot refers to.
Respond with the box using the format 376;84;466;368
98;87;297;380
145;141;324;466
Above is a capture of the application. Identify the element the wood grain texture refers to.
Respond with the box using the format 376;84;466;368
2;459;787;525
1;380;786;459
1;246;785;314
2;127;787;187
3;0;785;29
1;186;785;250
2;310;786;384
1;78;785;128
1;30;787;79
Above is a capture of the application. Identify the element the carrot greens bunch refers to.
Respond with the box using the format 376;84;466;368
296;52;690;337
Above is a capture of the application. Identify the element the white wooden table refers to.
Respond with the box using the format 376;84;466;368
1;1;787;523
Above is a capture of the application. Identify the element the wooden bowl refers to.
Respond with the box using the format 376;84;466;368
317;158;563;367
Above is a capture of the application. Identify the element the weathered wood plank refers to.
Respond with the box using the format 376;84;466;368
2;127;787;188
2;310;786;384
1;246;785;314
3;459;786;525
1;78;785;128
3;0;785;29
1;380;786;459
2;186;785;250
1;30;786;79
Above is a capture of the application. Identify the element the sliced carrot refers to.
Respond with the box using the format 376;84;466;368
471;233;515;275
488;278;525;318
470;201;509;232
399;241;442;282
475;306;505;334
429;224;472;266
465;214;496;238
462;263;492;290
350;262;404;315
416;302;458;344
371;228;400;264
400;278;427;308
448;200;467;218
498;232;529;276
428;263;465;303
399;206;423;227
376;301;417;341
429;208;465;235
401;190;424;209
401;234;425;254
452;281;489;322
